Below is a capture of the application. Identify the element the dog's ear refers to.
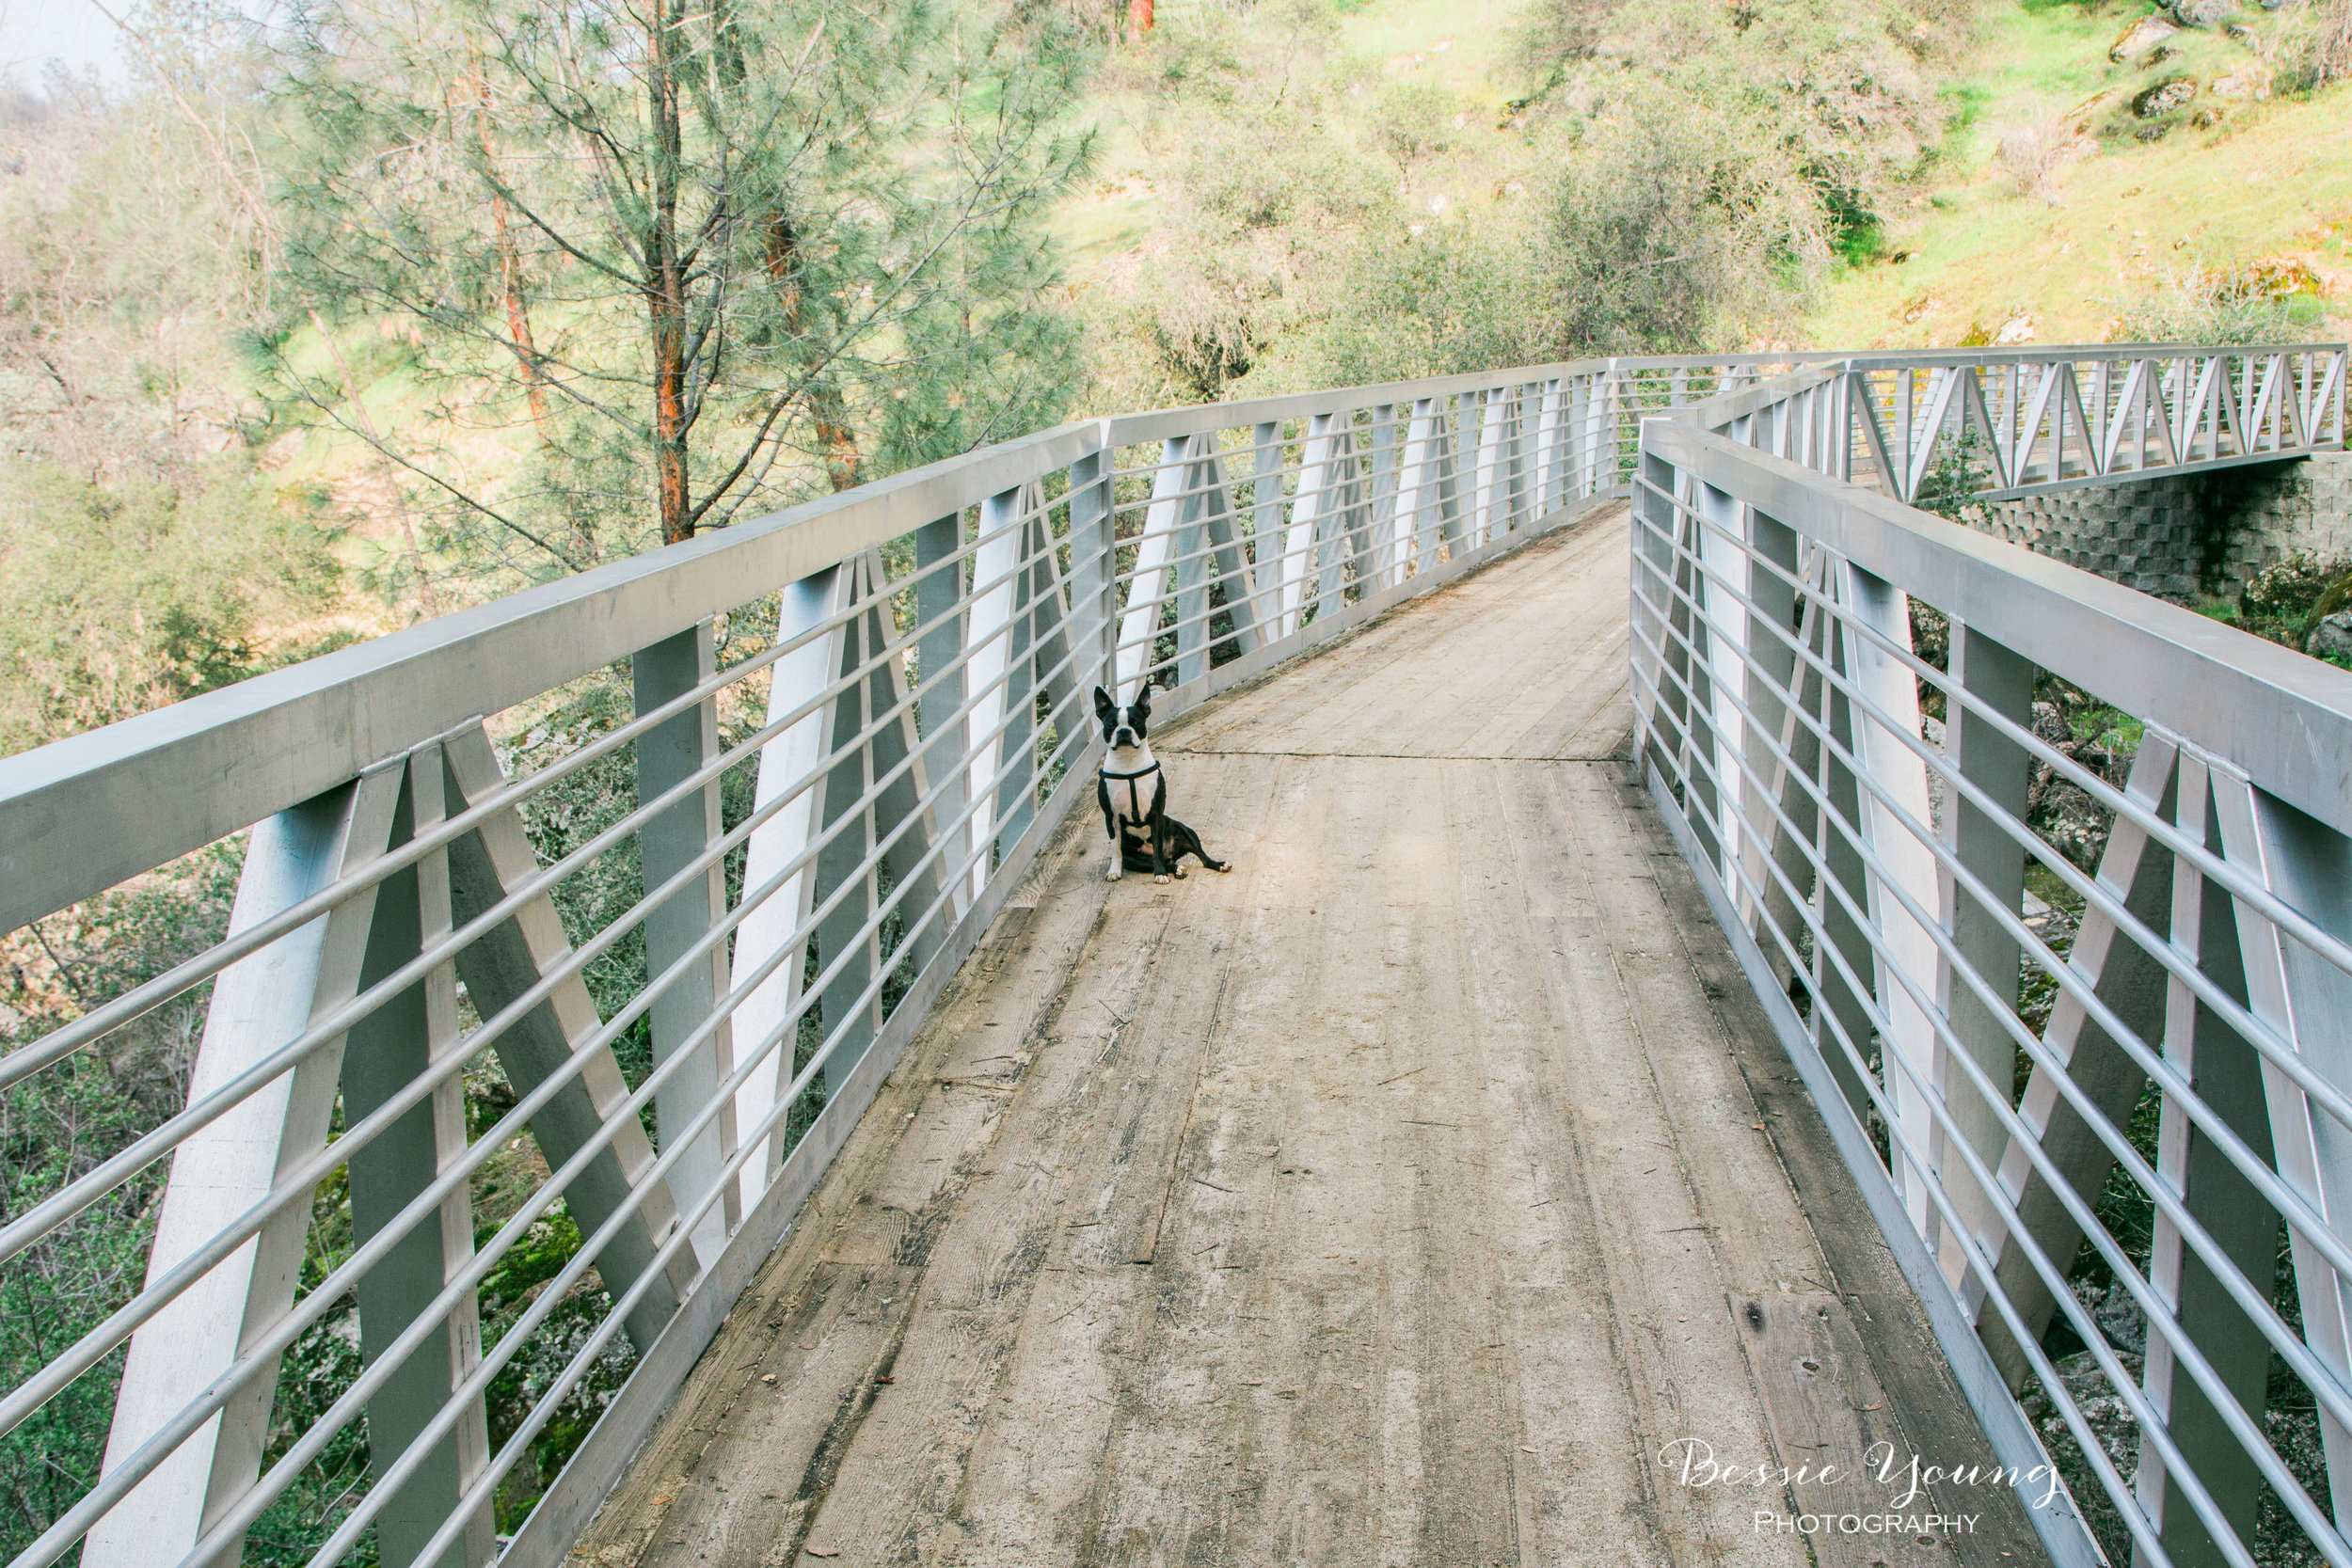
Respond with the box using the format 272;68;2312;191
1093;685;1114;721
1133;682;1153;718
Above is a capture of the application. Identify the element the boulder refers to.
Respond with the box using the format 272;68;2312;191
2307;611;2352;663
2110;12;2181;57
2169;0;2236;25
2133;76;2199;117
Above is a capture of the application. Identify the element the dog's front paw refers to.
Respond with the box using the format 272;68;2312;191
1153;873;1170;885
1107;864;1122;881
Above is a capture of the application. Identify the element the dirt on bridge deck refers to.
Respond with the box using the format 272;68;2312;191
574;506;2050;1568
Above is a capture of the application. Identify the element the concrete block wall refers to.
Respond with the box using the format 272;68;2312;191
1961;474;2204;602
1959;451;2352;603
2207;451;2352;594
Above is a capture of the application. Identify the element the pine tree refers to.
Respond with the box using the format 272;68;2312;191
264;0;1094;584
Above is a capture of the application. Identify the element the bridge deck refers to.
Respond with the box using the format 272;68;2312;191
579;509;2045;1567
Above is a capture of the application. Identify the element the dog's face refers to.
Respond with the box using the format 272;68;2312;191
1093;684;1151;750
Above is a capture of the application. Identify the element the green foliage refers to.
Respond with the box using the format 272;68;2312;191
1367;81;1462;171
2109;261;2328;348
0;841;241;1561
265;0;1095;581
0;461;342;756
1539;84;1832;356
2239;551;2348;646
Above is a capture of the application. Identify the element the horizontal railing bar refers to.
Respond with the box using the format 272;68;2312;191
1626;558;2352;1307
0;515;1072;1268
1645;703;2322;1568
1630;618;2349;1565
1631;474;2352;1121
1626;562;2352;1428
1644;419;2352;828
0;420;1102;931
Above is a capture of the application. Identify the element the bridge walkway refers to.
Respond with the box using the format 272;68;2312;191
577;507;2045;1567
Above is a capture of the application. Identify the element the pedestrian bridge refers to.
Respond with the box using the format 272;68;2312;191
2;346;2347;1568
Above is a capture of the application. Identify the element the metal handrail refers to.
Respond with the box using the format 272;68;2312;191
1634;341;2352;1568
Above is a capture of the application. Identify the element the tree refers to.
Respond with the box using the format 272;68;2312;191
265;0;1093;585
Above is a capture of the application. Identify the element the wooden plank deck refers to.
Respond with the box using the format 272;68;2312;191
574;507;2050;1568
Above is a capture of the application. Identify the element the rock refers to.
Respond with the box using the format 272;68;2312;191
2111;12;2181;57
2169;0;2236;25
2133;75;2199;117
2307;611;2352;662
2191;105;2224;127
2226;21;2259;41
1994;311;2037;344
2134;121;2171;141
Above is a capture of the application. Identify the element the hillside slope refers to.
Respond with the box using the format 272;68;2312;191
1057;0;2351;395
1809;0;2352;348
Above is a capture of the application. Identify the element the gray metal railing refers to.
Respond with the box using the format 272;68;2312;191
1631;343;2352;1568
0;341;2340;1568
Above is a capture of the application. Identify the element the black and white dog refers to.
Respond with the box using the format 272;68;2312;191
1094;685;1228;883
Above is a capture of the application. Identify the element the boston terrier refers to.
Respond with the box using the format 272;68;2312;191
1094;684;1229;883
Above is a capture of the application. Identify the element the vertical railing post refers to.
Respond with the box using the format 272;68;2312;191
1248;421;1285;631
968;487;1025;877
1930;622;2035;1290
1171;438;1212;687
1472;388;1503;546
1197;450;1263;659
1629;444;1677;777
1534;377;1563;518
1837;561;1940;1233
1510;382;1533;530
1693;479;1747;877
810;568;880;1098
1397;398;1438;577
342;745;497;1568
1436;396;1467;559
2220;772;2352;1531
1280;415;1333;639
1370;405;1399;589
1115;444;1183;695
914;514;972;911
992;509;1041;856
1065;443;1117;700
632;621;737;1267
2126;748;2280;1568
731;567;850;1206
87;784;389;1568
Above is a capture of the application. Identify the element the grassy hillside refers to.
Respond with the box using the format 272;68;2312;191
1056;0;2350;388
1809;0;2352;348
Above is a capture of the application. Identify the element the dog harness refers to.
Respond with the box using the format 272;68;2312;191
1101;760;1162;825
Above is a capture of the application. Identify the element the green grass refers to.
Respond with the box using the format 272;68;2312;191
1807;0;2352;349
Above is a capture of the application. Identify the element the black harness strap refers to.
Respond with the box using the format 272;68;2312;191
1101;761;1161;828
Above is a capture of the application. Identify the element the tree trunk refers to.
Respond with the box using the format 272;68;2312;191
1128;0;1153;41
647;0;693;546
763;212;862;493
472;70;551;437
